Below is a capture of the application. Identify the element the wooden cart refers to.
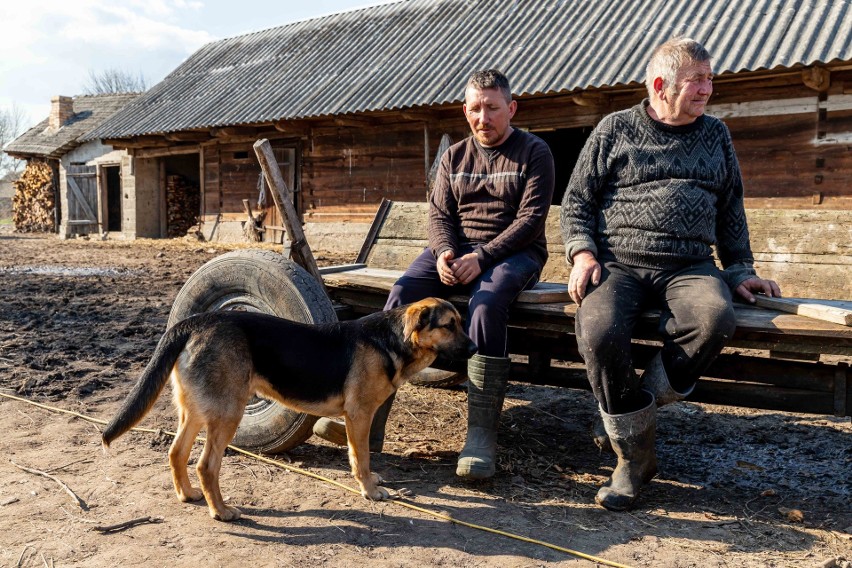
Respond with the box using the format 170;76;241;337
322;199;852;419
170;141;852;454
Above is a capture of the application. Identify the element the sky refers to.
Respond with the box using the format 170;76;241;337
0;0;397;133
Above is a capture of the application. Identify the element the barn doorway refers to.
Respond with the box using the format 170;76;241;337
534;126;593;204
103;165;122;232
162;153;201;238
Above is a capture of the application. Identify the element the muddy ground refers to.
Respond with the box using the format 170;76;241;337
0;227;850;568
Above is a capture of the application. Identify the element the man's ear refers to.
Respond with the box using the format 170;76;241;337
653;77;665;96
508;99;517;119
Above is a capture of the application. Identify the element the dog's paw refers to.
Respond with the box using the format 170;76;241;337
361;485;391;501
178;488;204;502
211;505;242;522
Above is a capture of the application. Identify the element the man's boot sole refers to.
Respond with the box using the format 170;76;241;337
456;458;495;479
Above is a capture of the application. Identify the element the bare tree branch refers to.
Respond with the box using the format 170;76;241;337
82;68;147;95
0;103;28;180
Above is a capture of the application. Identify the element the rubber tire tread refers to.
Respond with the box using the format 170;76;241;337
168;249;336;454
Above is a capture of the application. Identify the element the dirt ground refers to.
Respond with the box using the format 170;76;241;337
0;227;850;568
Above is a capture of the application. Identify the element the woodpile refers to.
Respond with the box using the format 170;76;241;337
166;174;200;238
12;161;55;233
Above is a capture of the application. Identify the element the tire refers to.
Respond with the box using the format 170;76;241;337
168;249;337;454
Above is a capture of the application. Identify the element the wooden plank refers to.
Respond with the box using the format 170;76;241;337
744;209;852;256
500;359;846;416
356;198;393;264
518;282;569;303
318;263;367;275
753;296;852;326
753;253;852;265
322;268;568;303
749;262;852;301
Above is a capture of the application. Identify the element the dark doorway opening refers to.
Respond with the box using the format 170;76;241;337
104;166;122;232
163;153;201;238
535;127;592;204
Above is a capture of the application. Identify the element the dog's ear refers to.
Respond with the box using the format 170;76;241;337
403;302;433;344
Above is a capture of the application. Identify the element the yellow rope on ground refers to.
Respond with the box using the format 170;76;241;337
0;391;633;568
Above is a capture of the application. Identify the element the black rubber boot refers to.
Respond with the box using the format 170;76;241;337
640;352;695;406
456;354;510;479
592;352;693;453
312;392;396;452
595;390;658;511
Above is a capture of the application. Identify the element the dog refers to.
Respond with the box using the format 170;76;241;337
102;297;477;521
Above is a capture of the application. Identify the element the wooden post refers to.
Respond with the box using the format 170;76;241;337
252;139;325;288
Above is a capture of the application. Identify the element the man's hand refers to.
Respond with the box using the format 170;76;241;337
437;250;459;286
568;250;601;305
448;252;482;285
735;277;782;303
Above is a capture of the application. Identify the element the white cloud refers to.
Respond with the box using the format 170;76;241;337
0;0;216;123
0;0;383;128
61;5;214;51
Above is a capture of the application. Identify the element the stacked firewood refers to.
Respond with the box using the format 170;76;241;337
166;174;200;238
12;161;56;232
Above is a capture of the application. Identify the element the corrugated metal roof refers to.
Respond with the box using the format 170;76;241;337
6;94;140;158
85;0;852;140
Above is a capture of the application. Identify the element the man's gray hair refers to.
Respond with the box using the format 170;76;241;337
645;37;711;98
466;69;512;103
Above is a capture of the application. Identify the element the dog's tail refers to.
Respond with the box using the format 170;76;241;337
102;320;195;448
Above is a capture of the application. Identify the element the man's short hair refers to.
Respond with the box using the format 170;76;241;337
466;69;512;103
645;38;711;98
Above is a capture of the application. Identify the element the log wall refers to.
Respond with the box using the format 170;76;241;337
295;69;852;217
173;68;852;260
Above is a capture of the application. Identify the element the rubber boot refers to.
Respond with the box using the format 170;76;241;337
595;390;658;511
312;392;396;452
592;352;693;452
641;352;695;406
456;354;510;479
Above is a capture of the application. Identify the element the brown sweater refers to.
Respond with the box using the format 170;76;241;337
428;128;555;270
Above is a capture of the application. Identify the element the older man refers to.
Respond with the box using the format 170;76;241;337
315;69;555;479
561;38;780;510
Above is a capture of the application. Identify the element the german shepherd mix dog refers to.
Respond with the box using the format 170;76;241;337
103;297;476;521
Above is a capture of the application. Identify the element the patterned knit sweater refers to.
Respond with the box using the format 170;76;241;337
429;128;555;270
560;100;756;290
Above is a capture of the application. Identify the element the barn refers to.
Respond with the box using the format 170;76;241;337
4;94;139;237
78;0;851;295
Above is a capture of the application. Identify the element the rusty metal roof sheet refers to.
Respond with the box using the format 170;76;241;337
84;0;852;139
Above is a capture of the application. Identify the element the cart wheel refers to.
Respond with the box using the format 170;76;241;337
168;249;336;454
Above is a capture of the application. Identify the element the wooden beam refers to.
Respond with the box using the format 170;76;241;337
211;126;259;138
400;110;437;121
111;136;172;149
273;119;310;134
253;138;325;289
753;297;852;327
134;145;201;159
333;115;375;127
571;93;608;107
165;131;211;142
802;65;831;92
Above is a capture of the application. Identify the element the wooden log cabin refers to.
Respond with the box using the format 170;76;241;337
81;0;852;299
